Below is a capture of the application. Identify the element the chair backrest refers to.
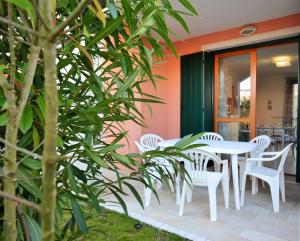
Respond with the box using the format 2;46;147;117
183;149;222;182
250;135;271;156
200;132;224;141
140;134;164;150
135;141;147;154
277;143;293;173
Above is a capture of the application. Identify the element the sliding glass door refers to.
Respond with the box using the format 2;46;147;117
214;50;256;141
214;41;299;179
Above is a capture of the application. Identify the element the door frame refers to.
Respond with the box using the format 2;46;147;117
211;36;300;182
214;49;257;139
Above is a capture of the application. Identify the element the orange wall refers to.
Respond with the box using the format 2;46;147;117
139;13;300;141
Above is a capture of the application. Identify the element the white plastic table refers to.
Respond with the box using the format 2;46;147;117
157;139;258;210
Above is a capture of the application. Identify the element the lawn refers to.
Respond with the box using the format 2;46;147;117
62;209;189;241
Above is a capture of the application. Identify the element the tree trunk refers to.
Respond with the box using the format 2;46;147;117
3;114;18;241
41;40;58;241
39;1;58;240
3;4;17;240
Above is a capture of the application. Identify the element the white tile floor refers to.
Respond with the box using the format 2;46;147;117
103;170;300;241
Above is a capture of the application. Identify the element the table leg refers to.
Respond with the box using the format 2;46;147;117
231;154;240;210
282;130;285;150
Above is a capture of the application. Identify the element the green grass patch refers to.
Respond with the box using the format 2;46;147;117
62;209;189;241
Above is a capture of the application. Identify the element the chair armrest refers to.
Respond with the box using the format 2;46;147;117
260;152;280;157
246;154;279;162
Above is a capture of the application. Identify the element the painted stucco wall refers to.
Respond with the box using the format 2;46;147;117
256;73;287;126
128;13;300;152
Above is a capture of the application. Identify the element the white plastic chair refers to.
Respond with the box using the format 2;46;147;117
200;132;224;141
179;149;229;222
135;141;180;207
140;134;164;190
200;132;224;172
241;143;293;212
238;135;271;193
140;134;164;150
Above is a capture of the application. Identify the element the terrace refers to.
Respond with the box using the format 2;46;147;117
107;1;300;240
104;169;300;241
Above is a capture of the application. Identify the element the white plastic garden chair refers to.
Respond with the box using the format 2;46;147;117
241;143;293;212
238;135;271;193
200;132;224;173
140;134;164;150
179;149;229;222
200;132;224;141
135;141;180;207
140;134;164;190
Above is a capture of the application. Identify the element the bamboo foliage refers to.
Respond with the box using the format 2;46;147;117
0;1;198;240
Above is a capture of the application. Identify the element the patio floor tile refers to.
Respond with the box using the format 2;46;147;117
103;169;300;241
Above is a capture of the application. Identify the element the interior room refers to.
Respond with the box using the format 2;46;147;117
257;42;298;175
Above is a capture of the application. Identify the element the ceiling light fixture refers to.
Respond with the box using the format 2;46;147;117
273;56;291;68
240;25;257;36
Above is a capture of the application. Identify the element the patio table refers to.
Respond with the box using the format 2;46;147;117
157;139;258;210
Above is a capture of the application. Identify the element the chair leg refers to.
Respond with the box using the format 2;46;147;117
270;179;280;212
293;144;296;161
239;161;246;190
169;178;175;193
157;180;163;191
145;178;154;207
279;172;286;202
175;174;181;205
222;169;229;208
214;162;221;172
144;186;152;207
251;177;258;195
240;173;248;207
179;181;188;216
186;182;193;203
208;183;218;222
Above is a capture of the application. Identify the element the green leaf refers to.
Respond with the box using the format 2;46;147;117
33;127;40;148
121;0;133;31
37;94;45;118
0;112;7;126
151;26;177;57
5;0;36;25
72;166;87;184
87;16;124;47
56;135;64;148
91;0;106;27
17;166;42;199
178;0;198;16
175;132;204;148
0;64;7;71
71;197;88;234
24;213;41;241
67;166;79;194
97;144;123;154
87;150;109;168
108;187;128;215
169;10;190;33
83;25;90;37
20;105;33;134
21;157;41;170
123;181;144;209
115;68;139;98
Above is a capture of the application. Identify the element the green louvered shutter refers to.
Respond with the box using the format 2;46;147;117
180;51;213;137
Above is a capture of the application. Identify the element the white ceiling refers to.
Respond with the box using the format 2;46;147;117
168;0;300;41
